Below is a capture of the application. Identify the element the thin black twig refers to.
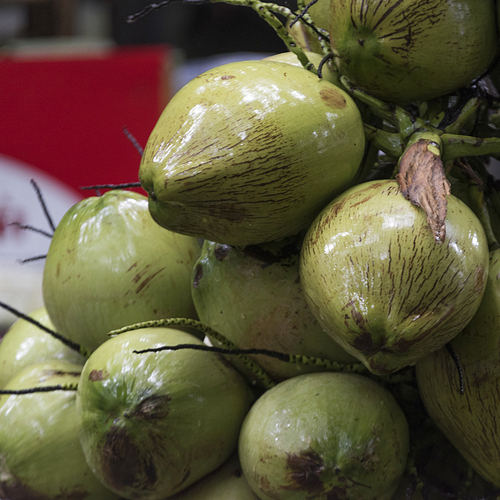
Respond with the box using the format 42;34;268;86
79;182;142;191
17;255;47;263
9;222;53;239
290;0;318;28
122;127;144;156
134;343;293;361
127;0;207;23
30;178;56;233
0;300;86;356
0;385;77;395
318;53;334;79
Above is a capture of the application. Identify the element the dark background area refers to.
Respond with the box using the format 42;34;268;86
111;1;295;59
4;0;298;59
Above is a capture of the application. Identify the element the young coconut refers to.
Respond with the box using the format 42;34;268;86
42;189;202;353
238;372;410;500
0;306;86;388
264;51;339;86
139;59;365;246
300;179;490;375
192;237;358;382
0;360;120;500
416;248;500;488
169;453;260;500
289;0;330;54
329;0;498;105
76;327;254;500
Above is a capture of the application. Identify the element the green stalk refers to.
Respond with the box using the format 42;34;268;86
441;134;500;162
443;97;482;135
222;0;318;74
340;76;426;139
109;318;278;390
364;124;404;159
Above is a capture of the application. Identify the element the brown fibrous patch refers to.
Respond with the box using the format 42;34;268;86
128;394;172;422
283;449;325;494
101;425;158;491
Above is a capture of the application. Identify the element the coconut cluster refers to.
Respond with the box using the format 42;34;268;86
2;0;500;499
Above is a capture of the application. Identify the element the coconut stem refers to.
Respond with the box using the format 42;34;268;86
363;124;404;159
442;97;482;135
240;0;317;74
441;134;500;162
293;0;334;64
339;76;427;138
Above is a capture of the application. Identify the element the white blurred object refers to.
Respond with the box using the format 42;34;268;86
0;154;82;330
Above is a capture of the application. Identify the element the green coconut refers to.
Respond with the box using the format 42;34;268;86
300;179;489;375
0;360;119;500
76;327;254;499
285;0;330;54
0;306;85;388
169;453;260;500
42;189;202;353
238;372;410;500
192;237;357;382
139;59;365;246
416;248;500;487
329;0;498;104
264;50;339;86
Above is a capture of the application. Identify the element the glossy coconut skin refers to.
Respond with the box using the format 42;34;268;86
0;360;119;500
192;238;357;382
76;327;254;500
0;306;86;388
169;453;260;500
139;60;365;246
329;0;498;104
238;372;410;500
416;248;500;487
42;190;201;353
300;179;489;375
264;51;340;87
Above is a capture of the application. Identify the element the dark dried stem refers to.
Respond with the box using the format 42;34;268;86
18;254;47;263
122;127;144;156
9;222;53;239
289;0;317;27
0;385;77;395
0;300;89;358
30;178;56;233
80;182;142;191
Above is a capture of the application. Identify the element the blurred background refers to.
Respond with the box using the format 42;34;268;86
0;0;294;329
1;1;499;330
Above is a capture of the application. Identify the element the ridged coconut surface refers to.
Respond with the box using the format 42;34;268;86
300;179;489;375
329;0;498;104
139;60;365;246
416;248;500;487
